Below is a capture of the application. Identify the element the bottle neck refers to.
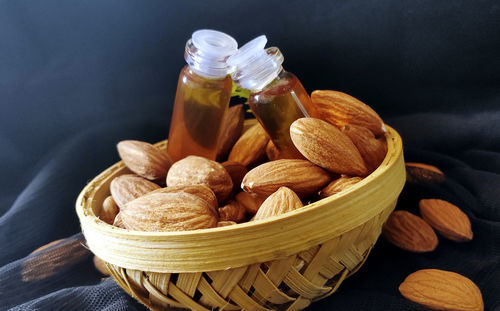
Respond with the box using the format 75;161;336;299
184;30;237;79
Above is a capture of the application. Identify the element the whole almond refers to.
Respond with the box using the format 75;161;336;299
217;221;237;227
382;211;438;253
222;161;248;192
120;192;217;232
152;185;218;215
100;196;119;225
419;199;473;242
113;212;125;228
31;239;64;255
228;123;269;166
218;200;247;223
254;187;303;221
399;269;483;311
290;118;368;176
311;90;385;136
117;140;172;180
341;124;387;173
319;176;363;199
93;256;111;276
166;156;233;203
110;174;161;208
216;104;245;161
406;162;445;184
235;192;266;215
242;159;331;198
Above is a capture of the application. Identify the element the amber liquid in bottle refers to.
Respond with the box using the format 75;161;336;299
249;71;316;159
167;65;233;162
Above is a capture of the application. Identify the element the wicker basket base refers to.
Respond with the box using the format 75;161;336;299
105;200;395;311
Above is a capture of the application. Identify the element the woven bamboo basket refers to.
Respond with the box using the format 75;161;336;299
76;119;405;311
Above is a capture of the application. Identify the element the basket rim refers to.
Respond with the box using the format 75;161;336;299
75;122;405;272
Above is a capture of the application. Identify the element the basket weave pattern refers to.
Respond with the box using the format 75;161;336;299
106;201;394;311
76;122;405;311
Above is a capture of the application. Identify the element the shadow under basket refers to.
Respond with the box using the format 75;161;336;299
76;120;406;311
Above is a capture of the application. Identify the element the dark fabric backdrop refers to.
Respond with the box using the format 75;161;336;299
0;1;499;310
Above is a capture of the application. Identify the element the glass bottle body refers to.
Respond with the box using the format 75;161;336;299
249;70;316;159
167;65;233;162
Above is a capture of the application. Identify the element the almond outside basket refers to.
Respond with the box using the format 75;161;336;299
76;119;406;311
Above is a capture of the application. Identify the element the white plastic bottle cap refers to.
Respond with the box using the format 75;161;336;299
226;35;267;67
185;29;238;78
192;30;238;57
227;35;284;91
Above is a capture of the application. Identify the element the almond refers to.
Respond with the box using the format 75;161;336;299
152;185;218;215
119;192;217;232
217;221;237;227
222;161;248;192
228;123;269;166
406;162;445;184
235;192;266;215
216;104;245;161
166;156;233;203
93;256;110;276
242;159;331;198
218;200;246;223
341;124;387;173
113;212;125;228
117;140;172;180
319;176;363;199
399;269;483;311
31;239;64;255
419;199;473;242
311;90;385;136
110;174;161;208
253;187;303;220
382;211;438;253
100;196;119;225
290;118;368;176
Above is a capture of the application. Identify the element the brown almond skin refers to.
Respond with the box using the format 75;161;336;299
217;221;237;227
166;156;233;203
311;90;385;136
101;196;119;225
235;192;266;215
419;199;473;242
218;200;247;223
228;123;269;166
319;176;363;199
399;269;484;311
341;124;387;173
31;239;64;255
382;211;438;253
253;187;303;221
222;161;248;193
117;140;172;180
406;162;445;184
110;174;161;208
290;118;368;176
152;185;218;215
216;104;245;161
242;159;331;198
120;192;217;232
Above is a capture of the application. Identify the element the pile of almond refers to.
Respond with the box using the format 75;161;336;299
97;90;387;232
383;163;484;311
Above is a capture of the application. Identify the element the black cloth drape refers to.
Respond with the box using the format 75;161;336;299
1;1;499;310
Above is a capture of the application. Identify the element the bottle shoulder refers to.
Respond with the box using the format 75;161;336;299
251;70;300;97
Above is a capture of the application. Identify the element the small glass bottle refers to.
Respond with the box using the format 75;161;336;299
227;36;316;159
167;30;238;162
